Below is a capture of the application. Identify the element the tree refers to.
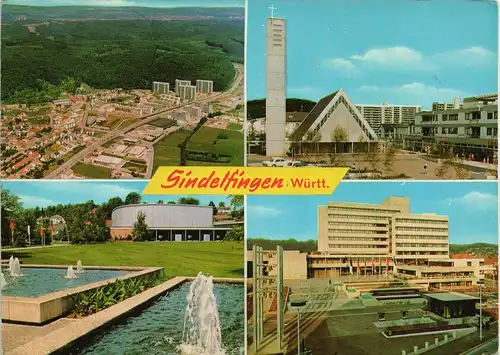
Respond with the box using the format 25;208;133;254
208;201;218;216
125;192;141;205
225;224;244;242
331;125;348;142
218;201;226;207
132;211;149;242
178;197;200;205
383;146;397;175
1;189;23;246
167;201;176;204
435;163;450;180
229;195;244;220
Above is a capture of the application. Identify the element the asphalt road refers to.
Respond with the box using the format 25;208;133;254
45;63;243;179
463;337;499;355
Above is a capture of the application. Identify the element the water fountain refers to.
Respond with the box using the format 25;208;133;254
65;266;78;279
179;272;225;355
9;257;23;277
0;271;7;290
76;260;84;273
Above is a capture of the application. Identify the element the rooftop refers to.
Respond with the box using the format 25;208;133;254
422;292;479;302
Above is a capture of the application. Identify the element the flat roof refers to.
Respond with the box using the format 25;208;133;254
422;292;479;302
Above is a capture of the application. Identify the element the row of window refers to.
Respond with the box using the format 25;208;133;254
328;244;387;249
396;218;448;225
441;127;459;135
328;222;388;227
328;214;390;221
328;236;388;242
396;235;448;240
328;229;387;235
395;243;448;248
395;227;448;232
329;206;396;214
396;251;448;255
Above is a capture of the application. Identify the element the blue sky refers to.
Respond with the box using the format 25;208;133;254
5;0;243;7
247;181;498;244
1;181;231;207
247;0;498;108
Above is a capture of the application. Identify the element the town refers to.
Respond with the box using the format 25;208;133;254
1;64;244;179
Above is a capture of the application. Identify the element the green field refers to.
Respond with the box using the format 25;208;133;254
102;137;121;148
72;162;112;179
150;117;176;128
4;242;244;278
228;122;243;131
123;161;146;173
187;126;244;166
153;130;192;171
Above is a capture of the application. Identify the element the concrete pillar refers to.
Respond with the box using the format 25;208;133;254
401;351;406;355
444;334;448;342
414;345;418;353
425;342;429;349
453;331;457;339
435;338;439;346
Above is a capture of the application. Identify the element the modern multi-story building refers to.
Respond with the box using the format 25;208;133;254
432;97;463;112
196;80;214;94
356;102;421;136
175;79;191;94
405;94;498;162
152;81;169;94
248;196;493;289
178;85;197;101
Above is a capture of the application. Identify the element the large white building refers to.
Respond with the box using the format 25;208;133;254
356;102;421;135
406;93;498;161
175;79;191;94
178;85;197;101
196;80;214;94
152;81;169;94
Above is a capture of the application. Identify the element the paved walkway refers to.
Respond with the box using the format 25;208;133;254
1;244;69;251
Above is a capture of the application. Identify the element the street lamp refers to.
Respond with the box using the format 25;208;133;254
478;278;485;341
290;300;307;355
27;224;31;246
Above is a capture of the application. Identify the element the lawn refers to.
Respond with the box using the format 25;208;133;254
72;162;112;179
4;242;244;278
228;122;243;131
123;161;146;173
102;137;122;148
152;130;192;171
150;117;176;128
187;126;244;166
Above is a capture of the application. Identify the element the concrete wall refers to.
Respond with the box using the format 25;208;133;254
111;204;213;229
265;17;287;156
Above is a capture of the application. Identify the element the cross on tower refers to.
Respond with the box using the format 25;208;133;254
268;4;277;19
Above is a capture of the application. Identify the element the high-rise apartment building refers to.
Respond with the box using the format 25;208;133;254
356;103;421;135
196;80;214;94
432;97;462;111
175;79;191;94
178;85;196;101
152;81;170;94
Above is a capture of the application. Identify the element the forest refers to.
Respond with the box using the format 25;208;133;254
246;98;317;120
1;15;243;104
1;189;244;246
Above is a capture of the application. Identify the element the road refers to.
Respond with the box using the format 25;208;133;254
462;337;498;355
46;63;243;179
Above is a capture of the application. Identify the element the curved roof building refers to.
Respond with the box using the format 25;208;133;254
110;203;231;241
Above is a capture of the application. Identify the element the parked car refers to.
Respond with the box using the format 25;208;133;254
262;157;290;167
287;161;308;167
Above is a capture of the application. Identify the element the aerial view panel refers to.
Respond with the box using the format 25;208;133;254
1;0;244;179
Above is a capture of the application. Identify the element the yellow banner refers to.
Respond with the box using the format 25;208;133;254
143;167;348;195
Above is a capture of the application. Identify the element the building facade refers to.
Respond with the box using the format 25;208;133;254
196;80;214;94
265;17;287;157
356;103;421;136
405;94;498;162
175;79;191;94
152;81;169;94
110;204;230;241
178;85;197;101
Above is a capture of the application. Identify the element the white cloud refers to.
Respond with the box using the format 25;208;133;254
350;47;428;70
447;191;498;211
325;46;495;73
322;58;357;76
248;205;282;217
19;195;59;208
356;82;468;107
